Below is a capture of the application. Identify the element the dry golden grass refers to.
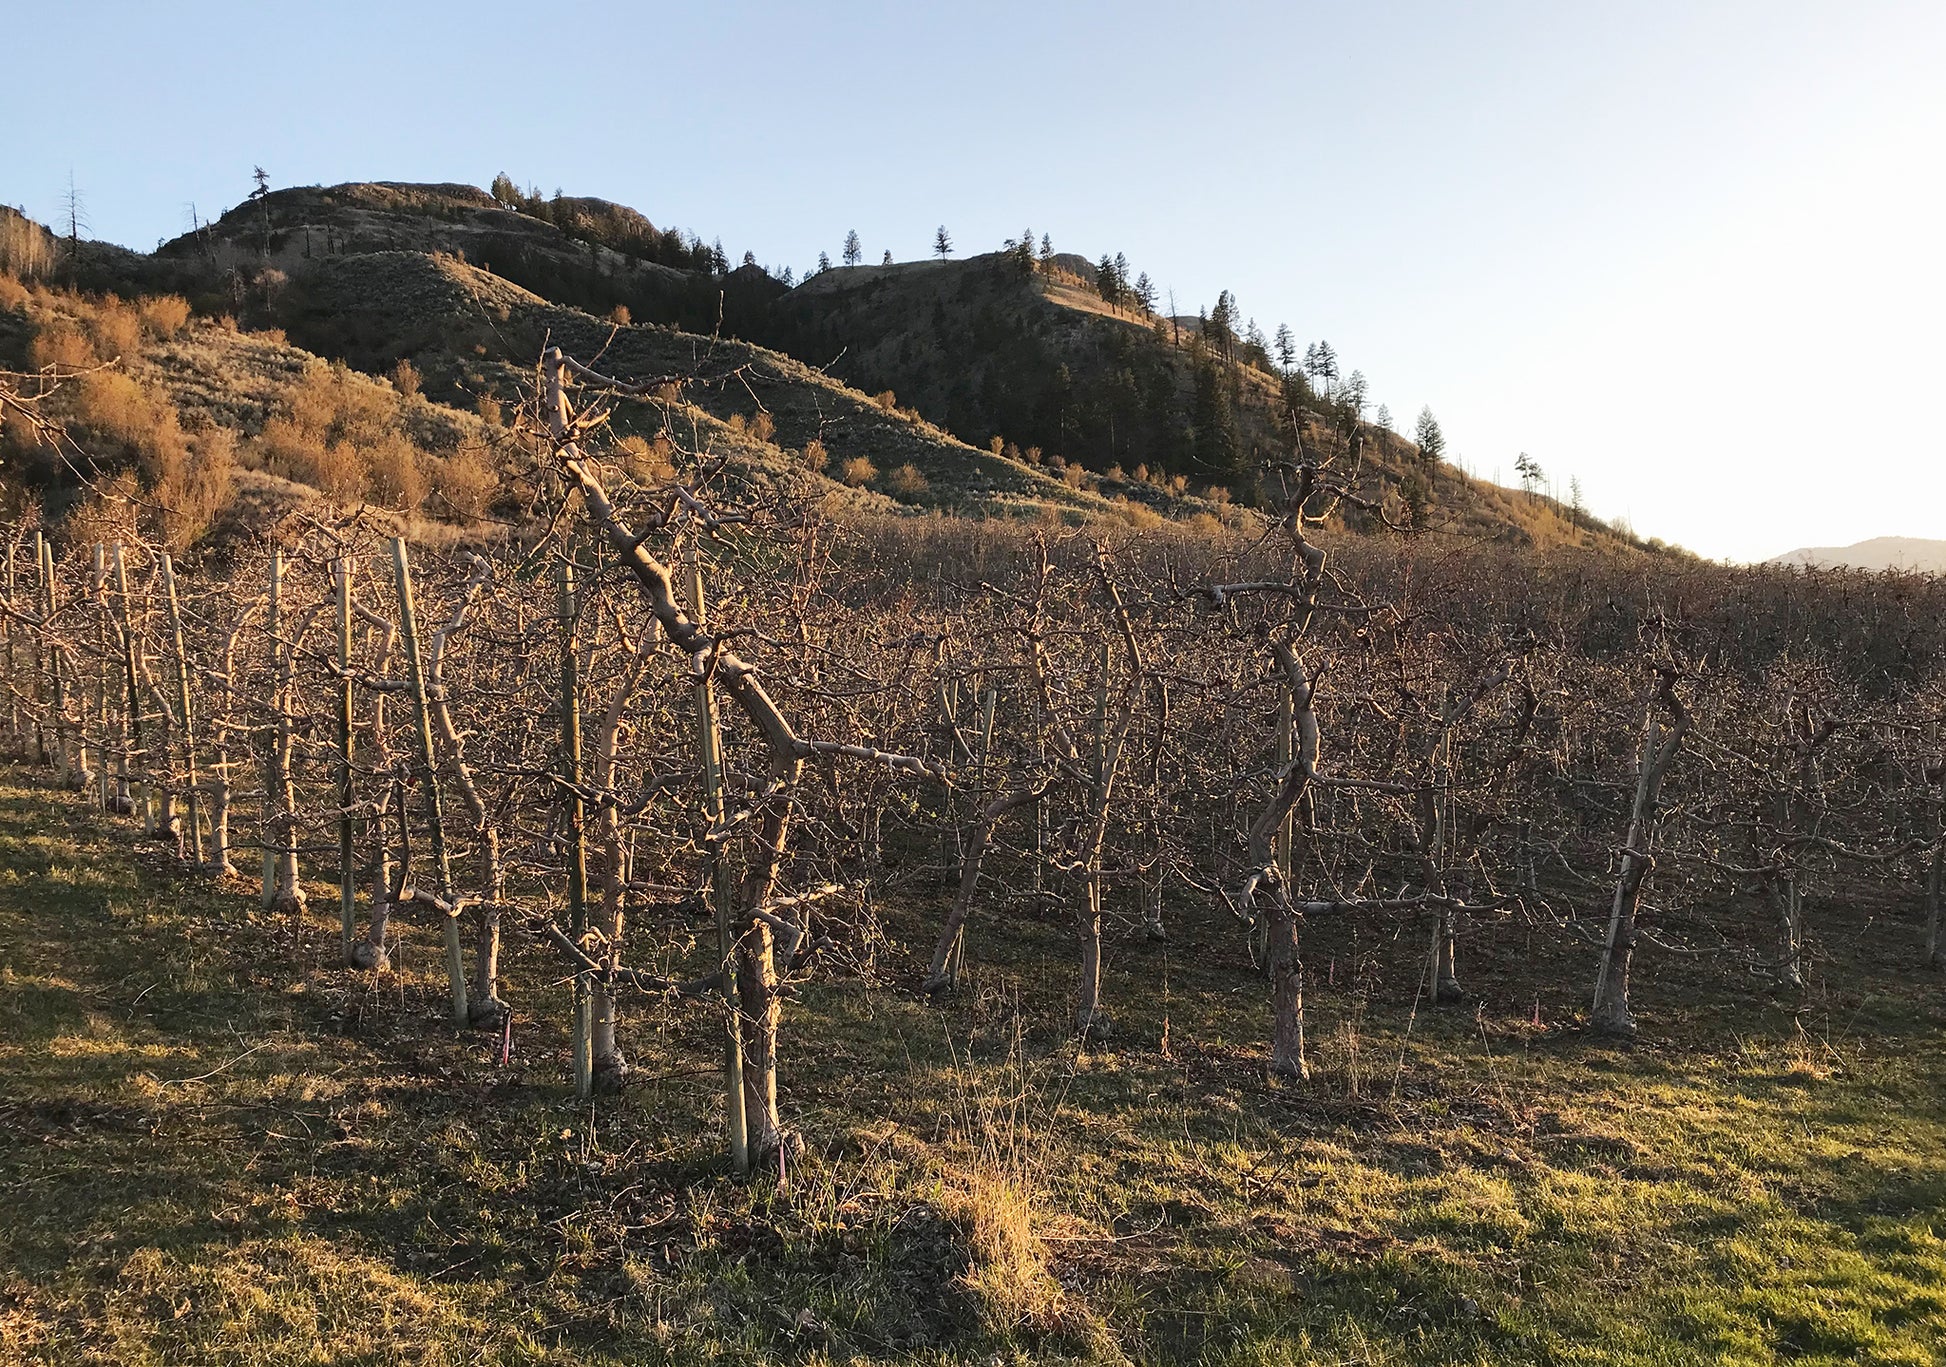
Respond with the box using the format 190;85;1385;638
0;271;29;313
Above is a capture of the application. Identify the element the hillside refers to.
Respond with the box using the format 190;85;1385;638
2;215;1151;548
1771;535;1946;573
71;180;1657;555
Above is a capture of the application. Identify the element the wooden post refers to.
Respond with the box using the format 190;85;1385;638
112;545;142;823
335;557;357;964
1276;685;1294;886
3;535;15;749
161;555;205;867
29;532;47;765
692;556;749;1175
391;538;468;1024
40;537;71;785
92;545;109;809
560;556;593;1098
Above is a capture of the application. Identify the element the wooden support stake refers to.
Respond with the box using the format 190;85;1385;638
162;554;205;867
392;538;468;1024
560;555;593;1097
692;556;749;1175
335;557;357;964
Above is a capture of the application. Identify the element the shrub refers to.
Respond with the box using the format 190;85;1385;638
431;444;496;518
392;357;421;399
1062;463;1088;489
73;372;168;451
839;456;876;487
28;321;96;371
365;432;426;510
617;433;676;485
1023;446;1042;466
871;390;898;412
885;463;930;499
988;436;1004;455
748;409;775;443
87;296;143;361
156;427;237;551
476;395;504;428
608;304;631;326
0;272;30;313
800;439;828;473
138;294;192;339
258;417;362;499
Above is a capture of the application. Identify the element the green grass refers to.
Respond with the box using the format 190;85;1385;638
2;770;1944;1364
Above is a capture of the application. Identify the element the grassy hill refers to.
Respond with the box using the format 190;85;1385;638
40;180;1664;557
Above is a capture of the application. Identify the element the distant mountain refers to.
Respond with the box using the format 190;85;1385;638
1769;537;1946;573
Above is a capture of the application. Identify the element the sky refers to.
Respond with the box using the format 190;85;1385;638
5;0;1943;562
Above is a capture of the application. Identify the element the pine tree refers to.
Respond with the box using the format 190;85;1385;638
1039;233;1053;266
1274;323;1296;372
1310;340;1339;389
1134;271;1155;312
1096;254;1121;305
1342;369;1369;415
780;265;795;286
742;249;757;268
843;230;863;266
1014;228;1036;272
1414;407;1447;465
818;250;832;274
1375;403;1393;430
934;225;953;260
882;250;893;266
1192;354;1241;482
489;172;518;206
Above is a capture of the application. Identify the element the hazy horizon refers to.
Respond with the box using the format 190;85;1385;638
7;0;1942;563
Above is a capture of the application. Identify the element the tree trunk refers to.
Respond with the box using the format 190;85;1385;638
1591;674;1688;1035
1265;893;1306;1078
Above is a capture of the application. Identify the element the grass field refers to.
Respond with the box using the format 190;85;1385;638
3;769;1944;1365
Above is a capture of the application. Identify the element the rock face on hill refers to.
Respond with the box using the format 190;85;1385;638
1770;537;1946;573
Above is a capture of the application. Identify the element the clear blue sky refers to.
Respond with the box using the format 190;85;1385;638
7;0;1943;561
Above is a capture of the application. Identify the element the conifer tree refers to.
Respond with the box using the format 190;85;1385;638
1415;406;1447;464
1274;323;1296;372
934;225;953;260
818;250;832;274
1039;233;1053;266
843;230;863;266
1309;340;1339;389
1134;271;1155;312
489;172;518;206
882;249;893;265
